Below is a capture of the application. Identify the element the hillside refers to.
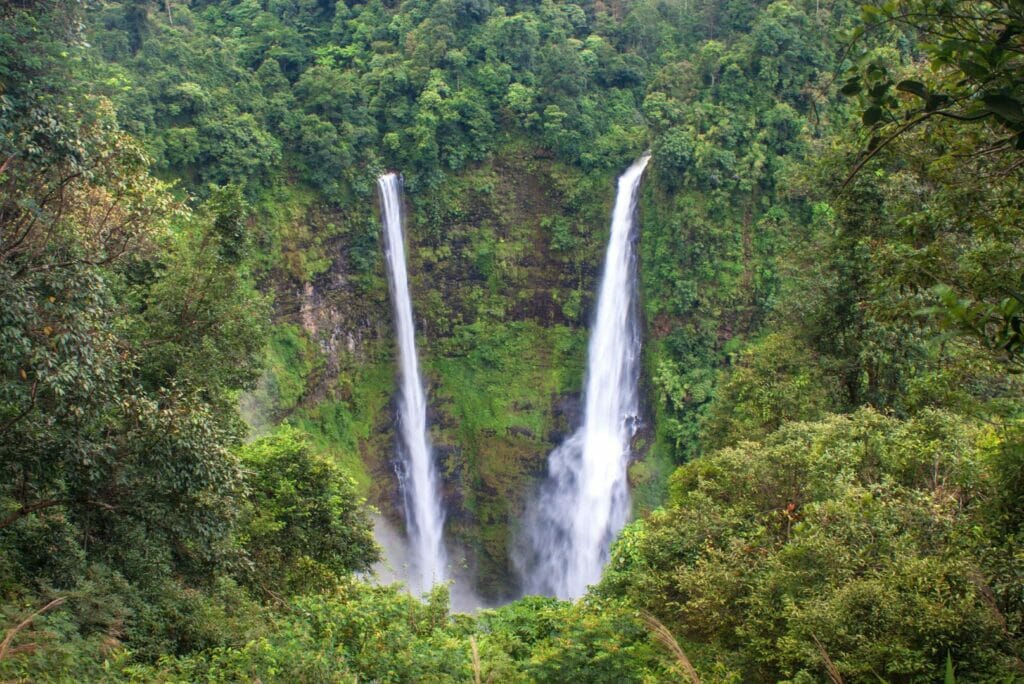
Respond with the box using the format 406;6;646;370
2;0;1022;680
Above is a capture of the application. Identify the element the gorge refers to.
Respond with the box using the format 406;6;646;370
5;0;1022;679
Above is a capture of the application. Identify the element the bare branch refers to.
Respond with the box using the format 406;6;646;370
0;597;67;661
813;634;844;684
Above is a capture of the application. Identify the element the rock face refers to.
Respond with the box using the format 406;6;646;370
260;153;654;600
292;236;388;381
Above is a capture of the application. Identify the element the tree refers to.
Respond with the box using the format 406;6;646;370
1;0;270;652
601;409;1022;681
237;426;379;595
836;2;1024;363
841;0;1023;168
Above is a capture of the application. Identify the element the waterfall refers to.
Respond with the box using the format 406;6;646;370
517;154;651;599
377;172;447;594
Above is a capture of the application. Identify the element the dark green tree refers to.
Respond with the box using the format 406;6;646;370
237;426;380;596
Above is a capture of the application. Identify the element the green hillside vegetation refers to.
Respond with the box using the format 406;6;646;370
2;0;1022;680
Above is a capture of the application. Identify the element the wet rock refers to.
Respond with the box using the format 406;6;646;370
507;425;535;439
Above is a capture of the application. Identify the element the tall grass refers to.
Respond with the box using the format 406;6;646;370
639;611;701;684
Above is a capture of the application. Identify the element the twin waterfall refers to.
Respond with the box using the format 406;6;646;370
376;155;650;600
517;154;651;599
377;173;447;594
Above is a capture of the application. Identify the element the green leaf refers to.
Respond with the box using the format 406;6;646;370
945;651;956;684
840;78;862;96
982;94;1024;122
869;82;890;99
895;80;928;98
958;60;989;80
862;106;883;125
996;24;1019;43
925;94;951;112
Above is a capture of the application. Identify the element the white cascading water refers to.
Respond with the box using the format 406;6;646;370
377;172;447;594
517;154;651;599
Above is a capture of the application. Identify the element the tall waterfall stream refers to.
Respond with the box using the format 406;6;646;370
377;172;447;594
516;154;651;599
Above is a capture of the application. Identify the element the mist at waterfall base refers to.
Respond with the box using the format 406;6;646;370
377;173;448;596
369;514;489;613
514;154;651;600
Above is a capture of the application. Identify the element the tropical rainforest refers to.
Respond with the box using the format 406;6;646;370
2;0;1023;680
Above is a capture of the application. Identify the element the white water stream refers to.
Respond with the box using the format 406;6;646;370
517;154;651;599
377;172;447;594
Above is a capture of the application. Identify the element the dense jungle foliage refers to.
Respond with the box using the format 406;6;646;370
2;0;1023;680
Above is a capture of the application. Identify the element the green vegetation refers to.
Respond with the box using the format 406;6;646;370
237;426;379;595
601;409;1019;680
3;0;1023;680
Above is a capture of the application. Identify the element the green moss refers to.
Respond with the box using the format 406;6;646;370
289;360;393;498
425;321;586;595
430;323;583;440
263;324;320;412
627;449;672;518
249;184;315;276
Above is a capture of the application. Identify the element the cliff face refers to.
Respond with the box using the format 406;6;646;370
256;147;635;598
413;152;626;598
247;137;782;599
